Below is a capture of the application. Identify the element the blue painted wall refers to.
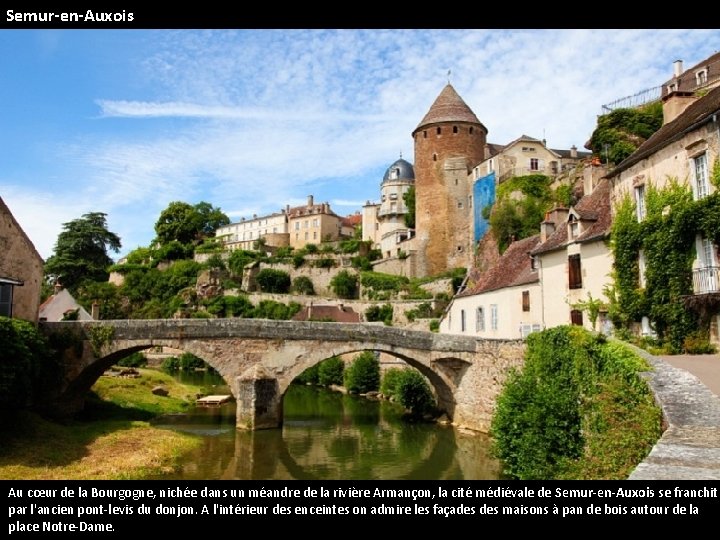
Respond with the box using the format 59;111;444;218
473;172;496;244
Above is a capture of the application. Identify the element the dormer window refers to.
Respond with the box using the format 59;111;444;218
667;82;678;93
696;69;708;86
568;215;580;239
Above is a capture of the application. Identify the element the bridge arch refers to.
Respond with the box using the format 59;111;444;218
39;319;526;432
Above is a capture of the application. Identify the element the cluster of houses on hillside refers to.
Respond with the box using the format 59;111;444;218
2;52;719;348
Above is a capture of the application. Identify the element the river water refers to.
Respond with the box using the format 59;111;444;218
153;370;502;480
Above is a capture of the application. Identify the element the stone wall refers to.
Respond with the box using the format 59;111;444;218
0;197;43;322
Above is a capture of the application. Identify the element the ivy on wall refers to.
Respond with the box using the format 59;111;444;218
609;179;720;352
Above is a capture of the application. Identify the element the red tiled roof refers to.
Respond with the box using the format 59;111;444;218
413;84;486;133
342;214;362;227
287;203;338;219
461;234;541;296
531;178;612;256
292;304;360;323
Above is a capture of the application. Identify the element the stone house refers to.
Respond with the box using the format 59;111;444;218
606;84;720;344
439;234;542;339
215;210;289;251
287;195;346;249
0;196;44;322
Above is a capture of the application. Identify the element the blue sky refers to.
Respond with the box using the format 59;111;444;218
1;29;719;260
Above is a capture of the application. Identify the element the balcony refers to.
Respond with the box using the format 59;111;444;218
692;266;720;294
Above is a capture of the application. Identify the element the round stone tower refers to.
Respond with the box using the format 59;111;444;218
412;84;487;277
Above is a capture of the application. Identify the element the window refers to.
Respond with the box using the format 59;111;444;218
389;193;398;200
490;304;498;330
692;153;709;200
476;307;485;332
294;222;300;231
635;184;646;221
457;200;463;209
313;231;317;240
432;153;437;162
0;283;14;317
530;158;539;171
313;218;319;227
453;126;458;134
522;290;530;312
460;310;466;332
423;130;427;139
304;232;309;240
381;194;386;202
568;254;583;289
521;146;536;152
531;256;539;271
469;127;474;134
667;83;677;93
437;127;441;135
304;220;309;228
570;309;584;326
696;69;708;86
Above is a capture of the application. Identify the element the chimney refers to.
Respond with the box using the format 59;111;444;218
662;91;698;125
307;195;314;206
91;302;100;320
570;145;578;159
673;59;683;78
540;221;555;243
286;204;290;213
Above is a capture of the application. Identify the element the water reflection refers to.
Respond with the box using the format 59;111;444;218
154;376;501;480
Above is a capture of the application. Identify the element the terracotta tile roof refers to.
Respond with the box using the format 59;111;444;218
292;304;360;323
287;203;338;219
413;84;487;133
342;214;362;227
531;178;612;256
460;234;541;296
608;84;720;178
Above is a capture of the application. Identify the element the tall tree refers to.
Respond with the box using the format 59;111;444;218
403;186;415;229
44;212;121;291
154;201;229;246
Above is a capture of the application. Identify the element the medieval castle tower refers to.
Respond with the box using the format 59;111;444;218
412;84;487;277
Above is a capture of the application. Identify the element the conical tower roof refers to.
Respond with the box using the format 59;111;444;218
413;84;484;134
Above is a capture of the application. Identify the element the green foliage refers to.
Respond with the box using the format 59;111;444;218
194;237;225;254
360;271;409;292
610;182;719;352
228;249;260;276
330;270;359;299
571;292;607;330
154;201;229;247
379;367;405;397
0;317;53;408
154;240;193;262
487;175;559;253
256;269;291;293
491;326;660;479
303;243;318;254
351;256;373;271
587;102;663;164
344;351;380;394
117;352;147;367
44;212;122;292
339;239;368;254
318;357;345;386
395;369;436;416
429;319;439;332
313;257;336;269
204;294;254;318
204;253;226;271
252;300;301;320
161;352;207;372
88;325;115;356
365;303;393;325
403;185;415;229
405;302;436;322
295;362;320;385
291;276;315;295
711;158;720;190
124;246;154;265
682;331;717;354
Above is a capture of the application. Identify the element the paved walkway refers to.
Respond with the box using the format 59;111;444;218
627;349;720;480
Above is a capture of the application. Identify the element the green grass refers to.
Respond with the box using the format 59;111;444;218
0;368;203;480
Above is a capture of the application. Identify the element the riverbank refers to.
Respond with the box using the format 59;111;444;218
0;368;203;480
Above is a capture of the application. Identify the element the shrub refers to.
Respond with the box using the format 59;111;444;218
318;357;345;386
117;352;147;367
256;269;291;293
380;367;405;398
179;352;205;370
491;326;661;480
0;317;53;408
395;369;436;416
252;300;301;320
365;304;393;325
429;320;440;332
330;270;359;299
683;331;717;354
344;351;380;394
295;363;320;385
161;356;180;371
291;276;315;295
313;257;336;269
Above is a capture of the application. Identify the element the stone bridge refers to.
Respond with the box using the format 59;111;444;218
39;319;526;432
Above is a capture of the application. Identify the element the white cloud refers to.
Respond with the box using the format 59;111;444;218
4;29;720;260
